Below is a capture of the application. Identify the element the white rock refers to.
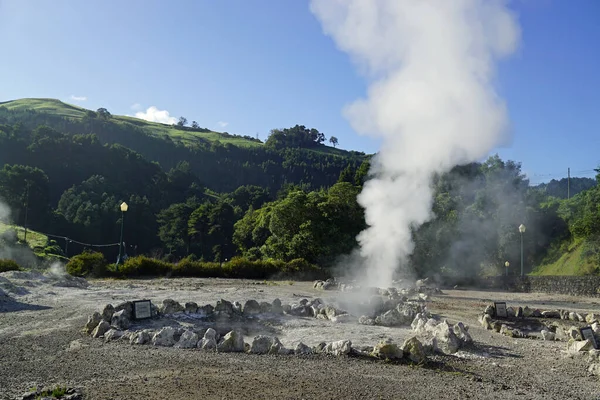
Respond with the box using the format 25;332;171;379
84;312;102;334
104;328;123;341
586;313;600;324
175;330;200;349
159;299;184;315
453;322;472;344
152;327;177;347
324;340;352;356
371;338;403;360
588;363;600;376
295;342;313;355
402;336;426;363
111;309;131;330
588;349;600;363
432;321;461;354
217;329;245;352
250;335;273;354
541;329;556;341
567;339;594;353
199;328;217;350
479;314;492;330
130;330;151;345
91;320;110;338
592;322;600;336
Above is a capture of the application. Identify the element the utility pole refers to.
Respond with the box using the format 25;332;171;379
23;181;30;243
567;167;570;199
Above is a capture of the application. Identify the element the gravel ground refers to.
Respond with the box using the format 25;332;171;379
1;272;599;399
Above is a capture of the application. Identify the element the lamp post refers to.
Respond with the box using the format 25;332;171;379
115;202;128;271
518;224;526;277
505;261;510;276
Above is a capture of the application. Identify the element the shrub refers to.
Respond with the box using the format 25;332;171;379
66;251;107;277
118;255;172;277
0;259;21;273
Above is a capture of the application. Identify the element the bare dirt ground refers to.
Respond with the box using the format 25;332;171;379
1;272;599;399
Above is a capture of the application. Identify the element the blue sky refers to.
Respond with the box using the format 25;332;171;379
0;0;598;184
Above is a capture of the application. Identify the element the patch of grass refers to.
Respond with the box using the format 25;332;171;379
531;241;597;276
0;259;20;272
38;385;67;398
0;222;48;249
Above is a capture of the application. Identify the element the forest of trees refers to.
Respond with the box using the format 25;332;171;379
0;104;599;278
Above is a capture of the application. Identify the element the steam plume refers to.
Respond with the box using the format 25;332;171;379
311;0;520;286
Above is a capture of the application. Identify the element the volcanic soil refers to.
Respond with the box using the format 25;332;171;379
1;272;599;399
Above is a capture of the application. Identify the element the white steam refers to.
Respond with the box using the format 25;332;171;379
311;0;520;287
0;199;10;222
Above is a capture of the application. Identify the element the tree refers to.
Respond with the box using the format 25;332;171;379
191;121;199;129
338;164;355;184
329;136;339;148
0;164;50;228
96;108;111;119
177;117;188;127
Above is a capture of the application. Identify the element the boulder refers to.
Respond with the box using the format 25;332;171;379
588;363;600;376
531;309;543;318
577;313;586;322
175;330;200;349
484;305;495;316
371;338;403;360
323;305;339;320
250;335;273;354
568;326;582;340
242;300;261;315
330;314;353;323
259;302;272;313
111;309;131;330
358;315;375;325
402;336;426;363
217;329;245;352
412;313;429;332
199;328;217;350
84;312;102;334
104;328;124;341
233;301;243;314
271;298;284;314
522;306;533;317
541;310;561;319
541;329;556;341
295;342;313;355
214;299;235;319
289;304;310;317
160;299;184;315
432;321;462;354
184;302;198;314
91;320;110;338
114;301;133;320
479;314;493;330
324;340;352;356
568;312;578;321
592;322;600;336
282;304;291;314
588;349;600;363
152;327;177;347
313;280;324;289
453;322;472;344
101;304;115;323
198;304;214;317
567;339;594;353
515;307;524;318
130;330;151;345
375;309;403;327
587;313;600;324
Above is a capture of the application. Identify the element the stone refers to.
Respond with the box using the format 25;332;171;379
282;304;291;313
577;313;586;322
371;338;403;360
233;301;243;313
198;304;214;317
567;339;594;353
588;349;600;363
269;337;286;354
313;280;324;289
330;314;353;323
250;335;273;354
506;307;516;318
432;321;462;354
295;342;313;355
479;314;493;330
541;329;556;341
243;299;261;315
84;312;102;334
111;309;131;330
102;304;115;323
592;322;600;336
104;328;123;341
199;328;217;350
184;302;198;314
217;329;245;352
175;330;200;349
289;304;310;317
152;326;178;347
130;330;151;345
522;306;533;317
323;305;339;320
91;320;110;338
313;342;327;353
453;322;473;344
160;299;184;315
375;309;403;326
114;301;133;320
541;310;561;319
587;313;600;324
324;340;352;356
531;309;543;318
412;313;429;332
271;298;284;314
588;363;600;376
259;301;272;313
402;336;426;363
515;307;524;318
568;326;582;340
568;312;578;321
484;305;495;316
358;315;375;325
214;299;235;319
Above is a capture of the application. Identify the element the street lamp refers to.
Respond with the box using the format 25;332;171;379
505;261;510;276
115;202;128;271
518;224;526;277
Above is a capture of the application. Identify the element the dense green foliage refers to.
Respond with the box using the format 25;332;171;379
0;99;598;278
0;259;20;273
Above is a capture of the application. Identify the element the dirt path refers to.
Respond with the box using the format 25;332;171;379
1;274;599;399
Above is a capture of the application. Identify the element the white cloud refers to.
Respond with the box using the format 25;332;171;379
130;103;142;111
217;121;229;128
70;95;87;101
135;106;177;124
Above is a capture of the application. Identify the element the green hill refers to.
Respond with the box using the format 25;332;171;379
531;240;597;276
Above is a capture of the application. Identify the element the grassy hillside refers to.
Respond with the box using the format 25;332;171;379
531;240;597;276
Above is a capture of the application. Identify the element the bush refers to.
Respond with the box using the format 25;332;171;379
66;252;107;277
118;255;172;277
0;259;21;273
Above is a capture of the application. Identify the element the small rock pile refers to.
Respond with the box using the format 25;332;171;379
410;312;472;354
83;297;430;364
